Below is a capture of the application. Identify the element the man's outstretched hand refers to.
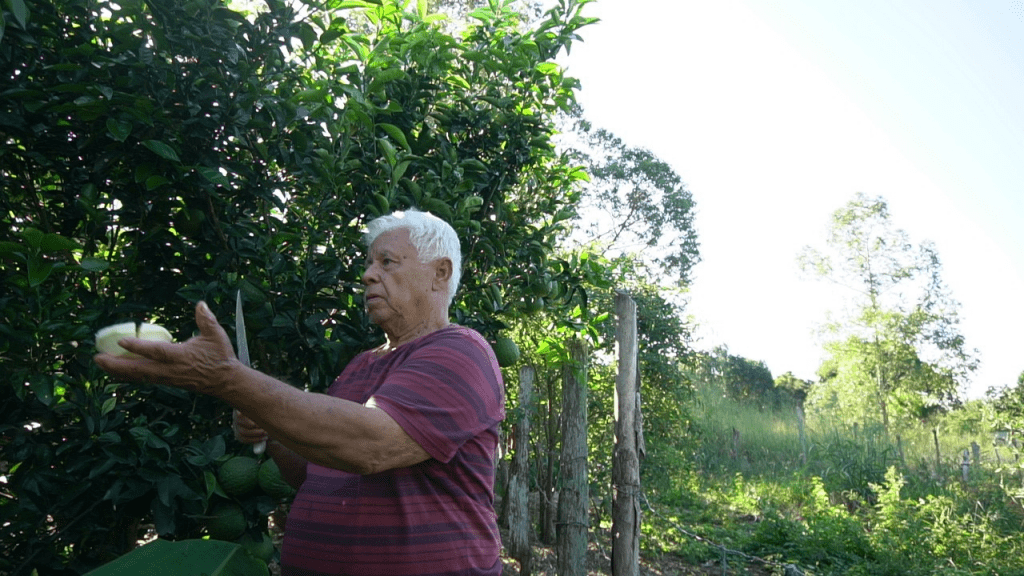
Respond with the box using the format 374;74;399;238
94;301;240;396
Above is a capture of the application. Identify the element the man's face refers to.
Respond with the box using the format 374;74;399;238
362;228;441;336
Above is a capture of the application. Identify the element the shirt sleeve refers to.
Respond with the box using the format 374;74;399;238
371;328;505;463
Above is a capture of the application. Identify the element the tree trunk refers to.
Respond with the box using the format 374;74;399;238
496;426;510;526
557;339;588;576
612;293;640;576
509;365;535;576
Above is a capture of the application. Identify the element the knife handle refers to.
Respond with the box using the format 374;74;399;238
253;440;267;455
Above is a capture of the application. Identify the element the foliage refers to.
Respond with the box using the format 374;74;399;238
986;370;1024;432
800;193;978;432
0;0;596;572
646;388;1024;576
692;346;783;409
81;538;269;576
564;120;700;287
773;371;811;406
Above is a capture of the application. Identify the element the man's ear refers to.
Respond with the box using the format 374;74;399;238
432;258;453;291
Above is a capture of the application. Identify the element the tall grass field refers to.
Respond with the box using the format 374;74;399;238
640;386;1024;576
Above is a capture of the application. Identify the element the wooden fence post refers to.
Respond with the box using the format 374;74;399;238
509;365;535;576
557;339;588;576
612;292;640;576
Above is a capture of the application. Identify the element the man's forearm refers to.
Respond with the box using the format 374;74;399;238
216;362;428;475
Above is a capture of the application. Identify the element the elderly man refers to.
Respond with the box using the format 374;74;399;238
95;210;506;576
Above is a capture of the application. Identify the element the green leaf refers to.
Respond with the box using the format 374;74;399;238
377;137;397;166
445;75;471;89
5;0;28;29
40;232;81;253
79;257;110;272
97;431;120;443
332;0;372;8
204;470;217;498
20;227;43;248
27;255;55;287
142;140;181;162
105;118;132;142
145;175;170;190
297;22;317;51
101;396;117;416
29;378;53;406
0;240;24;257
197;166;230;187
320;28;343;44
378;123;411;153
83;539;269;576
392;159;411;182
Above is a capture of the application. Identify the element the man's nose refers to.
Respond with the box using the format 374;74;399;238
362;264;378;284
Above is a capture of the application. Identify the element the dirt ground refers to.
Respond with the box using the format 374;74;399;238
264;507;775;576
494;526;776;576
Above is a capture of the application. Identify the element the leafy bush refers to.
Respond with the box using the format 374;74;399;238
1;0;596;572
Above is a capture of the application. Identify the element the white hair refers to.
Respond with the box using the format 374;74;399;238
364;209;462;304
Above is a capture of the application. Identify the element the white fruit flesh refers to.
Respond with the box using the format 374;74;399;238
96;322;173;357
95;322;137;357
137;323;173;343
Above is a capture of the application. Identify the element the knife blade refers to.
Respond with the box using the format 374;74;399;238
235;289;265;455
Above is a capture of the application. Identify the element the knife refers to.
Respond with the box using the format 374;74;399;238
235;289;266;455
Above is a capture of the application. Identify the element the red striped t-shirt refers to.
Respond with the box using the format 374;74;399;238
280;324;506;576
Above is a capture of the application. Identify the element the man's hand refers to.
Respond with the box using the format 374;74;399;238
93;301;239;396
233;409;269;446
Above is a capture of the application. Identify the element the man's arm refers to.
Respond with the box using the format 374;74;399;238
95;301;429;475
222;363;430;475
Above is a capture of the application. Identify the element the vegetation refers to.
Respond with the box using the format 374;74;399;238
641;382;1024;576
799;193;979;433
1;0;597;572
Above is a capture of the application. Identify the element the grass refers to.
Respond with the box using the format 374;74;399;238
639;386;1024;575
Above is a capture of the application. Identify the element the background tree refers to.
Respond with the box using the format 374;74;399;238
565;120;700;287
774;371;812;407
694;346;777;408
799;193;978;433
987;370;1024;435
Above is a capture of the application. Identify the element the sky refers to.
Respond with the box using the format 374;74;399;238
554;0;1024;399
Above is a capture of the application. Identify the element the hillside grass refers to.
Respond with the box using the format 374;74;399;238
638;386;1024;575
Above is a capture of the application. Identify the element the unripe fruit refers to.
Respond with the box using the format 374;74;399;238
218;456;260;496
258;458;296;500
95;322;173;357
492;336;520;367
205;502;247;541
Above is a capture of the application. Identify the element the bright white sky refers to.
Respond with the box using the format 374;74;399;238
555;0;1024;399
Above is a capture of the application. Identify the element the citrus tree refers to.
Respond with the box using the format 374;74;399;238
0;0;595;572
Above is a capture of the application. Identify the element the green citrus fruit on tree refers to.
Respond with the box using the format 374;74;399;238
523;296;544;315
238;531;276;562
492;336;520;367
258;458;296;500
218;456;260;496
205;502;247;541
